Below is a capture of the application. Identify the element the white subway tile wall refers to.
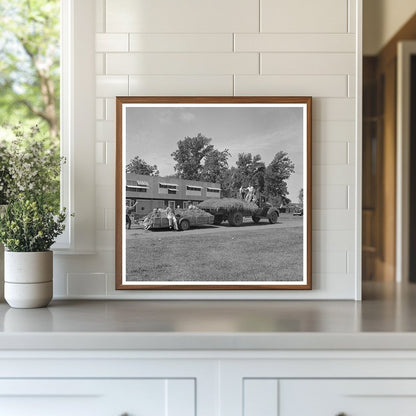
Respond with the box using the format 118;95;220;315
261;0;348;33
106;53;260;75
60;0;359;299
235;34;356;53
235;75;348;97
128;75;234;96
129;34;234;52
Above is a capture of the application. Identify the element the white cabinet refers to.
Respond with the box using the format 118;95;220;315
280;380;416;416
219;353;416;415
0;379;195;416
239;379;416;416
0;353;217;416
1;350;416;415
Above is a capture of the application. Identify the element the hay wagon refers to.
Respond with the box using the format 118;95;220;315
198;197;280;227
143;207;214;231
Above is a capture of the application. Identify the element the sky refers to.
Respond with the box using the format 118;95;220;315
125;105;304;201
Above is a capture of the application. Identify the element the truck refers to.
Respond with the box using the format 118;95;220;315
198;196;280;227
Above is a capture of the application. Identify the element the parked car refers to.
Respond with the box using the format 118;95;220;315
293;208;303;216
142;207;214;231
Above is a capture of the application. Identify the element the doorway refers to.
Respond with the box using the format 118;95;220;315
362;11;416;282
396;41;416;283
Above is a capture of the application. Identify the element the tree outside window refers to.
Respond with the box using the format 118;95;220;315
0;0;60;207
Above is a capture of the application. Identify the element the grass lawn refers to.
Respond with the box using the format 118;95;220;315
126;221;303;282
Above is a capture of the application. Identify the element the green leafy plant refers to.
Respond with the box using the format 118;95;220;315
0;124;61;210
0;140;12;205
0;196;66;252
0;124;67;251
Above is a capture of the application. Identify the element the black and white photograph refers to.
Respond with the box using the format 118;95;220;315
116;97;311;290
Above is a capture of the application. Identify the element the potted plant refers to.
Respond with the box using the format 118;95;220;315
0;197;66;308
0;124;66;308
0;134;13;300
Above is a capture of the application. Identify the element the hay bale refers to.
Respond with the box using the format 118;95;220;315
198;198;259;215
177;207;212;219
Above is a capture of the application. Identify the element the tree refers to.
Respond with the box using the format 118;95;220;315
200;148;231;184
264;151;295;199
233;153;265;193
0;0;60;139
126;156;159;176
219;167;236;197
171;133;214;180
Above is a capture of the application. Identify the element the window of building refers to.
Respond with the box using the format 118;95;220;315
207;187;221;195
186;185;202;196
186;185;202;192
127;180;148;193
159;182;178;194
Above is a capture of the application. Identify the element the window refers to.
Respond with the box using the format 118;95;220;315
186;185;202;192
127;180;148;193
207;187;221;196
56;0;96;250
159;182;178;194
186;185;202;196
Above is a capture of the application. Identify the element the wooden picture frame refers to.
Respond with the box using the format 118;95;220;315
116;96;312;290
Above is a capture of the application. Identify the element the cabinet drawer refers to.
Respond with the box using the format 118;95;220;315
280;380;416;416
0;379;195;416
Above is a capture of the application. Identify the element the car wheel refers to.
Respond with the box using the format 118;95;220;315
179;219;190;231
229;212;244;227
268;210;278;224
214;215;223;225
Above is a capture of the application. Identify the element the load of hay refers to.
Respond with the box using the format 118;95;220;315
176;206;213;219
198;198;259;215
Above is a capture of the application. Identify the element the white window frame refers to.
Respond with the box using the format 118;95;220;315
53;0;95;253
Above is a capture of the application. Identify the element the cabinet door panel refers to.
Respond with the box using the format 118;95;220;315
281;380;416;416
244;379;279;416
0;379;195;416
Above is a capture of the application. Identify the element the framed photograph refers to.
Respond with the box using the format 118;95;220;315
116;97;312;290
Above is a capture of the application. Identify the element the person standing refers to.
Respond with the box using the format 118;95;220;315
239;186;246;200
126;201;138;229
166;206;179;231
245;184;254;202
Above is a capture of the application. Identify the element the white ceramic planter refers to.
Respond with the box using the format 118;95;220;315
4;251;53;308
0;205;7;302
0;243;4;302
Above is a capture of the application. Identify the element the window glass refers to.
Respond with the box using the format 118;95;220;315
0;0;60;209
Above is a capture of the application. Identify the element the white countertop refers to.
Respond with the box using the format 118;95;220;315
1;282;416;350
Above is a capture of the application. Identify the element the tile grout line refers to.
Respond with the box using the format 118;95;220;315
347;141;350;165
347;0;351;33
103;0;106;33
259;53;262;75
233;74;236;96
259;0;262;32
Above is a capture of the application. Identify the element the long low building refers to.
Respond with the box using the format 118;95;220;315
126;173;221;217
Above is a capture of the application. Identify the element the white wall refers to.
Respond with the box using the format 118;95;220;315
364;0;416;55
53;0;360;300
